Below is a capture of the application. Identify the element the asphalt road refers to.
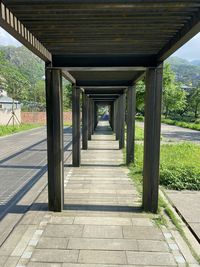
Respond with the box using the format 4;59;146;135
137;122;200;143
0;126;72;219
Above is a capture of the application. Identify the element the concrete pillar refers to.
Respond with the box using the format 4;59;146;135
143;65;163;213
45;67;64;212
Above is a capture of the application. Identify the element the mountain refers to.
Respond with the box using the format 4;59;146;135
0;45;44;86
166;56;200;86
191;60;200;66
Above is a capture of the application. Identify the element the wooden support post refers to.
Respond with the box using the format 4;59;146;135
45;67;64;212
126;86;136;165
119;94;125;149
82;92;88;150
72;85;81;167
143;65;163;213
91;100;94;134
115;98;119;140
94;103;98;129
88;99;92;140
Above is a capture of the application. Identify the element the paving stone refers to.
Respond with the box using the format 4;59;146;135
126;251;177;265
0;255;8;266
68;238;137;250
31;249;79;263
74;216;132;226
2;256;19;267
123;226;164;240
138;240;169;252
43;224;83;238
83;225;123;238
131;218;154;226
37;237;68;249
11;225;37;257
28;262;62;267
78;250;127;264
49;216;74;224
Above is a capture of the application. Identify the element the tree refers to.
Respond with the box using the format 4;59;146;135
188;86;200;118
136;80;145;114
162;63;186;118
63;82;72;111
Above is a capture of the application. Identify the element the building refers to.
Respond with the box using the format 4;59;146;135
0;89;21;125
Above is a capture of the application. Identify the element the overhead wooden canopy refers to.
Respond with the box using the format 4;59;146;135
1;0;200;90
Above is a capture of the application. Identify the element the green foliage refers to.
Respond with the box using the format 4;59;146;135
135;115;144;122
135;125;144;140
63;82;72;111
0;124;41;136
166;57;200;86
130;143;200;191
161;118;200;131
163;63;186;118
136;80;145;114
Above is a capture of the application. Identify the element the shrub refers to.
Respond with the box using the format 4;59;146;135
130;143;200;191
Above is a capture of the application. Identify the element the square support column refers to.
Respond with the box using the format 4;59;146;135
115;98;119;140
143;65;163;213
82;92;88;150
88;99;92;140
72;85;81;167
126;86;136;165
119;94;126;149
45;67;64;212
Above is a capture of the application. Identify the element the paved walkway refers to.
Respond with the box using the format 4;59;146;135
0;127;72;246
166;190;200;243
0;121;197;266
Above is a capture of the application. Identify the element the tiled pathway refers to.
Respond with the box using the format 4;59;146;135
0;121;194;266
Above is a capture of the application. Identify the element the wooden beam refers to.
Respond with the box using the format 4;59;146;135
72;85;81;167
82;92;88;150
158;9;200;61
143;64;163;213
0;2;51;62
61;70;76;84
45;66;64;212
126;85;136;165
64;67;146;71
52;55;157;68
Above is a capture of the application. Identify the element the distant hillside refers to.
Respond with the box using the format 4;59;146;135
166;56;200;86
0;46;44;86
191;60;200;66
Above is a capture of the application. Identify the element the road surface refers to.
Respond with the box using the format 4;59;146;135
137;122;200;143
0;126;72;244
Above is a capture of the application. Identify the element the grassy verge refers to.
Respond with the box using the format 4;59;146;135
129;143;200;191
136;115;200;131
0;124;42;137
162;118;200;131
64;122;72;127
135;125;144;140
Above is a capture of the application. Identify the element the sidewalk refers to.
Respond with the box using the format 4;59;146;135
0;121;198;266
165;190;200;243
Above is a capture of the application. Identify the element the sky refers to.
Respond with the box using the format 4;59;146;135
0;27;200;61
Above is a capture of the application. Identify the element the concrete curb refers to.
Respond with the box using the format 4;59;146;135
160;189;200;262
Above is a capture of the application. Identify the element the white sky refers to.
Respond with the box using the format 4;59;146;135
0;27;200;61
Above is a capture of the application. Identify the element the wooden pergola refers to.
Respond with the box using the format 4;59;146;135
1;0;199;213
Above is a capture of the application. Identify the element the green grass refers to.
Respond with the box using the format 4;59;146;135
135;125;144;140
0;124;42;137
64;122;72;127
161;118;200;131
129;143;200;190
